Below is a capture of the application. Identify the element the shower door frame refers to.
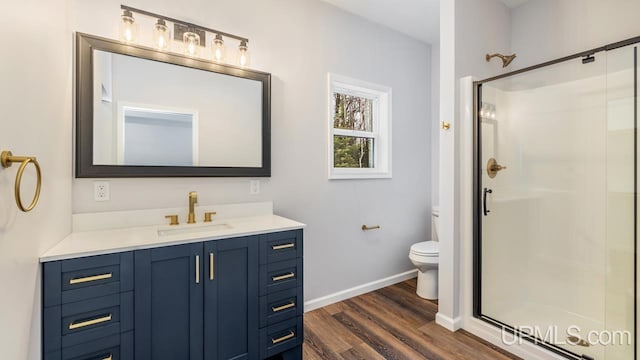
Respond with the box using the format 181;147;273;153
472;35;640;359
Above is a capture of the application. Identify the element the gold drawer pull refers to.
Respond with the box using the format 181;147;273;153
272;301;295;313
271;331;295;344
69;273;113;285
209;253;214;281
272;243;295;250
195;255;200;284
272;272;295;282
68;314;112;330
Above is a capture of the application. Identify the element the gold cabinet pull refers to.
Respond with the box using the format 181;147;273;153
272;243;295;250
272;301;295;313
271;331;295;344
69;273;112;285
195;255;200;284
102;354;113;360
1;150;42;212
441;121;451;130
209;253;214;280
68;314;112;330
272;272;295;282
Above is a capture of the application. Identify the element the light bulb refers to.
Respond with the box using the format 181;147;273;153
153;19;170;51
212;34;226;63
183;30;200;57
238;40;250;68
120;10;136;43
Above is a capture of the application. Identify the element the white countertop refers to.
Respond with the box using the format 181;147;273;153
40;203;305;262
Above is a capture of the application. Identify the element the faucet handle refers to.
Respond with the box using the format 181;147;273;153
204;212;217;223
165;215;179;226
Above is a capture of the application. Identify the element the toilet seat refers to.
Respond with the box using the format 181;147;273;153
410;241;438;256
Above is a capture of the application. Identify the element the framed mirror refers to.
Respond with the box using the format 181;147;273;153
76;33;271;177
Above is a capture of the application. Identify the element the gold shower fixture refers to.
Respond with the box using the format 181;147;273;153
486;53;517;68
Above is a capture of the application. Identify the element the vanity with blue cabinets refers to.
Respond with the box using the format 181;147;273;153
41;208;304;360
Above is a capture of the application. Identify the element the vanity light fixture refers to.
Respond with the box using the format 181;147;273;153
212;34;226;63
183;28;201;57
120;9;136;43
238;40;250;68
119;5;251;67
153;18;170;50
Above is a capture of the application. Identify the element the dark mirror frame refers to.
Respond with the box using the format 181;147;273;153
75;32;271;178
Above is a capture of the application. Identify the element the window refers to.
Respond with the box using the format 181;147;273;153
328;74;392;179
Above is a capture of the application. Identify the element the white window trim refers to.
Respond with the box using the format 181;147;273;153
328;73;392;180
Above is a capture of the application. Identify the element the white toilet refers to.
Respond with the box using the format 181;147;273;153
409;206;439;300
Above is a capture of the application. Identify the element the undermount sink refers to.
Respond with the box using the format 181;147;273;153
157;223;233;237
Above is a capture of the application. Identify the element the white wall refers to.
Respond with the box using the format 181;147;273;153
71;0;432;302
511;0;640;70
0;0;72;359
437;0;512;331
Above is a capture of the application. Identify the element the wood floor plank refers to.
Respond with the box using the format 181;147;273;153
418;322;520;360
304;279;520;360
333;308;428;360
322;301;350;315
339;343;387;360
304;308;362;352
303;322;344;360
376;283;438;321
343;297;448;360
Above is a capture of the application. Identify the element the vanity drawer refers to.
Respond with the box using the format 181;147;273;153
260;258;302;295
260;230;303;265
44;252;133;307
260;316;303;359
260;287;303;328
44;331;133;360
44;292;133;353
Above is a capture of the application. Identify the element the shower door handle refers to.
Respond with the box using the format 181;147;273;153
483;188;493;216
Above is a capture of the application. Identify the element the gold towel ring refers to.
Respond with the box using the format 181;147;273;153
1;151;42;212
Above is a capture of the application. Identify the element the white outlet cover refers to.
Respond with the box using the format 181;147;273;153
250;180;260;195
94;181;110;201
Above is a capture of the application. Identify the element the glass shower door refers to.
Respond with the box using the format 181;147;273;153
477;45;636;359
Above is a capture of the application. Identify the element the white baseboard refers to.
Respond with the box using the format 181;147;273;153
435;312;462;331
304;269;418;312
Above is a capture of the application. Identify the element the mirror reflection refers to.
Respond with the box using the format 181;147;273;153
92;49;263;168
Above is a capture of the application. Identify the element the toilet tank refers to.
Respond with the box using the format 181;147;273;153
431;206;439;241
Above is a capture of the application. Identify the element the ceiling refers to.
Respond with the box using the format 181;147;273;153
320;0;530;45
320;0;440;45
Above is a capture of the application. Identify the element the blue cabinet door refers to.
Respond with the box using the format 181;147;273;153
204;236;259;360
134;243;204;360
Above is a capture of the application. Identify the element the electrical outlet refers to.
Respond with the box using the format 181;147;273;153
250;180;260;195
94;181;110;201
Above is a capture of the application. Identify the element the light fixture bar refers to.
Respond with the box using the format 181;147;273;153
120;5;249;43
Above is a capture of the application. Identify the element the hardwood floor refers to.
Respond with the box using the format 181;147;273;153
303;279;520;360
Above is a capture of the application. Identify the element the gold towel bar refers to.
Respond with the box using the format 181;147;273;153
361;225;380;231
271;331;295;344
1;150;42;212
272;243;295;250
69;314;112;330
69;273;113;285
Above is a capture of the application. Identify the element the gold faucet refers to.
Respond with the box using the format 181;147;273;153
188;191;198;224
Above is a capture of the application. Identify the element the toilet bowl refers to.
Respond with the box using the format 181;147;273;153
409;241;439;299
409;207;439;300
